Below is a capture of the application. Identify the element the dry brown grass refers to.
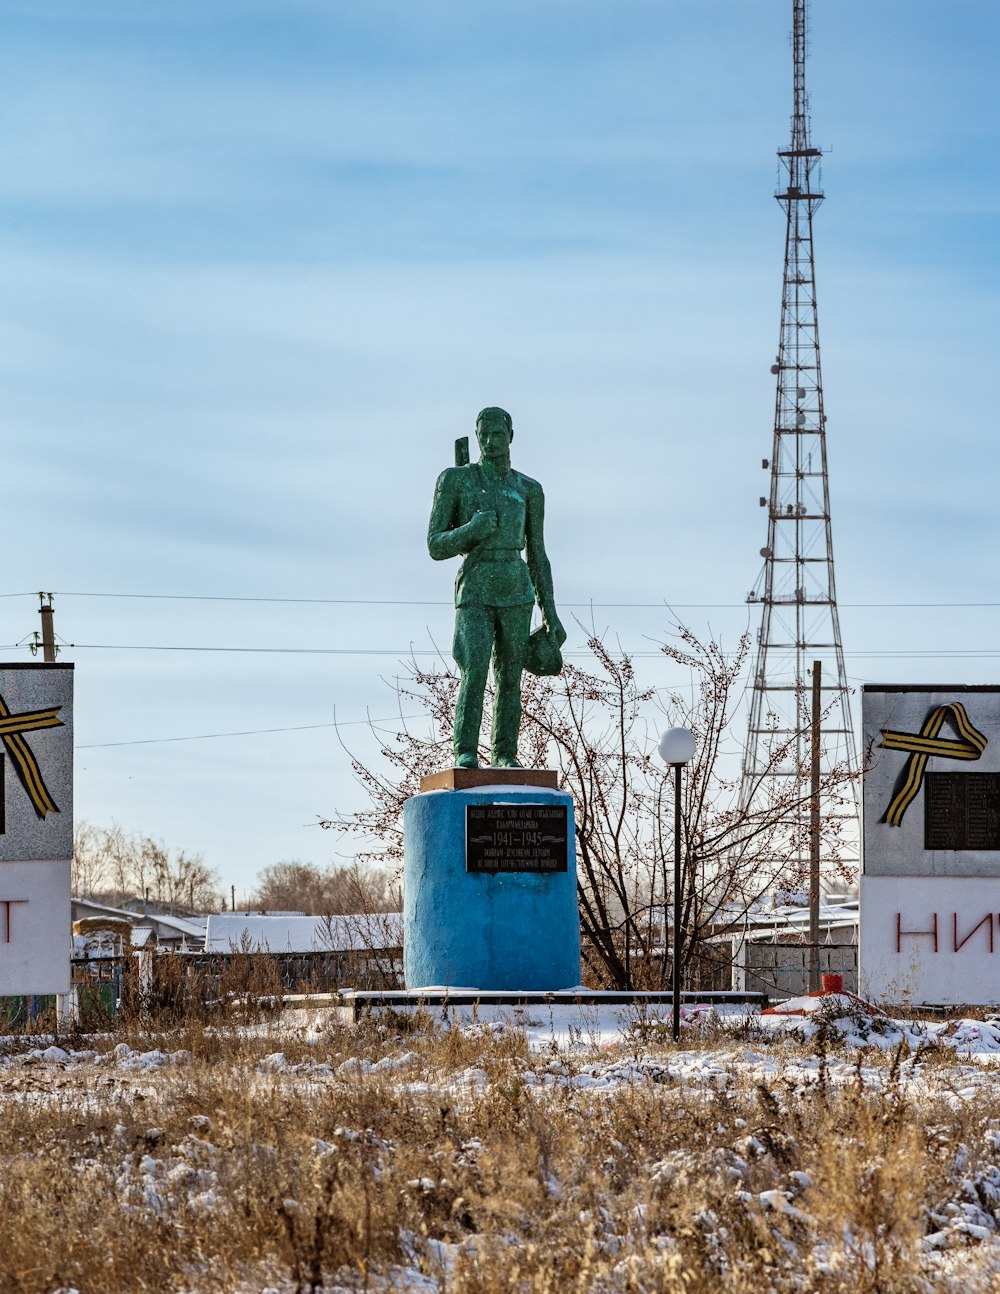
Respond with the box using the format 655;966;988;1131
2;1016;1000;1292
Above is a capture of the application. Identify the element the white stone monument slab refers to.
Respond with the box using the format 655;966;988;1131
0;664;73;862
0;860;72;995
861;685;1000;1004
0;663;73;997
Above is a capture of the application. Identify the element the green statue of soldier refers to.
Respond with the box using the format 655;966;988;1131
428;407;567;768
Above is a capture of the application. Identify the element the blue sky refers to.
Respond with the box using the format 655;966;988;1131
1;1;998;898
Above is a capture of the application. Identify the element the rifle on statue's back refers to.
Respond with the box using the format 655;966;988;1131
455;437;470;467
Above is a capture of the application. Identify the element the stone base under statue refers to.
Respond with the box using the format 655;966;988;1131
419;767;559;793
403;769;581;991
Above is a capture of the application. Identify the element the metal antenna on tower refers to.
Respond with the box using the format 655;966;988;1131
742;0;859;880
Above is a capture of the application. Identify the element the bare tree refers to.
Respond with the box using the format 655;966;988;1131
71;821;113;897
250;859;400;915
322;625;857;989
72;822;223;914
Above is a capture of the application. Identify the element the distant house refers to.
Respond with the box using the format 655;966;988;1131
71;897;207;951
718;895;860;998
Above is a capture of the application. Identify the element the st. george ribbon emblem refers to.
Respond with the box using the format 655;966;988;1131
0;691;63;820
880;701;988;827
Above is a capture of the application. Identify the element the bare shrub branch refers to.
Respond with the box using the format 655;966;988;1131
323;625;857;988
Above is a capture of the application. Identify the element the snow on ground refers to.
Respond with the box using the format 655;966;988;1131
284;993;1000;1064
8;997;1000;1097
7;1001;1000;1291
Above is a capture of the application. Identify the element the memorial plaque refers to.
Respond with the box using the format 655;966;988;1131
466;804;568;874
925;772;1000;851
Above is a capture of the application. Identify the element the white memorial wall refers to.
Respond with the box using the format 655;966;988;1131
861;684;1000;1005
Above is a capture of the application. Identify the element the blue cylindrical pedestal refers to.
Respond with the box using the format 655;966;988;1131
403;785;581;990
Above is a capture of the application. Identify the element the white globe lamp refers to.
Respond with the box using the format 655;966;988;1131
658;727;695;766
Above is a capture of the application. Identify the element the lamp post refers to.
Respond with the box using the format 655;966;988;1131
658;727;695;1042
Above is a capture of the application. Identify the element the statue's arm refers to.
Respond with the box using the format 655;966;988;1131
524;481;567;646
427;468;495;560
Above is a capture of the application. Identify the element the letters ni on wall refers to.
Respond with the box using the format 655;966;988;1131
861;685;1000;1005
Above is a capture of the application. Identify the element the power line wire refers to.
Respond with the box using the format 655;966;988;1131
76;713;426;750
6;641;1000;662
35;590;1000;610
52;643;1000;659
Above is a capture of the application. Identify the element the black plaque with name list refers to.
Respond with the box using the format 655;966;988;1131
925;772;1000;850
466;804;568;874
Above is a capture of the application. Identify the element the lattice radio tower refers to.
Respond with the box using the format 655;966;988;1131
742;0;859;878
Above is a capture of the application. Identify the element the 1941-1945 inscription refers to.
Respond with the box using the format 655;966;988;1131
466;805;568;874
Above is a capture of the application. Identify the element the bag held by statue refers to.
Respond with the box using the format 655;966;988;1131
525;625;563;677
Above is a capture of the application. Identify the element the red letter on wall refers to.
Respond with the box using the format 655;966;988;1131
897;911;939;954
0;899;28;944
953;913;994;953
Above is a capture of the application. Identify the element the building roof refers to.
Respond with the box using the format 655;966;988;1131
203;911;402;954
711;897;860;942
72;897;207;945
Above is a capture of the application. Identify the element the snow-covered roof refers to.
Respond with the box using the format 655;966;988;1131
203;912;402;954
709;897;860;941
72;897;207;943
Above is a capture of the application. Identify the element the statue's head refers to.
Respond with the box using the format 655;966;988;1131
475;407;513;459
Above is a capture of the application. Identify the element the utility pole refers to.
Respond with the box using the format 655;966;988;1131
809;660;821;991
37;593;57;662
742;0;859;886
